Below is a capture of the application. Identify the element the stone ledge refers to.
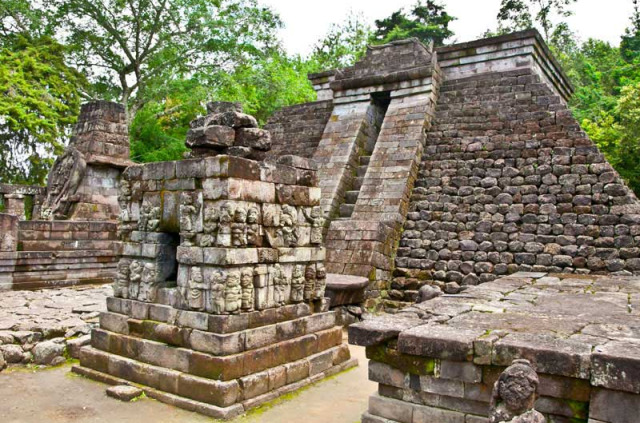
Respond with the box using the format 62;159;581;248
349;273;640;387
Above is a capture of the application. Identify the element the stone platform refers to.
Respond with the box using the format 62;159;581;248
73;296;356;419
350;272;640;423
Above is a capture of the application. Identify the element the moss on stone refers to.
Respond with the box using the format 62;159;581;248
366;345;435;375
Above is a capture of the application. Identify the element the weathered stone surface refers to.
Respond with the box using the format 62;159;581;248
106;385;143;402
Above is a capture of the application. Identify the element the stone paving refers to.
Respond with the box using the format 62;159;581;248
0;285;110;367
350;272;640;423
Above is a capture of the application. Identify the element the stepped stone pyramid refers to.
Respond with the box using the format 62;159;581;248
266;30;640;307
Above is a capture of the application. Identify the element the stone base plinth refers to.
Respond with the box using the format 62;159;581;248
75;297;356;419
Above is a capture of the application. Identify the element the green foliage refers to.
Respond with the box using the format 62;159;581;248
0;35;84;184
308;12;372;71
129;79;207;163
372;0;455;46
52;0;283;119
496;0;577;40
215;51;316;125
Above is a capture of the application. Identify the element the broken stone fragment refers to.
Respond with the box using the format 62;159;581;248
210;111;258;128
227;146;252;158
0;350;5;371
417;284;442;303
235;128;272;151
106;385;144;402
204;125;236;147
186;125;235;149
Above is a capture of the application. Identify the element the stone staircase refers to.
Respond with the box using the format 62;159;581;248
338;154;372;219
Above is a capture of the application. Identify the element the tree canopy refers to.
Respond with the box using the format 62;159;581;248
0;35;84;184
372;0;455;46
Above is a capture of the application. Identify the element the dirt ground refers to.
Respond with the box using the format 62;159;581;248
0;344;374;423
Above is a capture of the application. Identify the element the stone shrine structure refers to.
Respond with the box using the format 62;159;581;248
265;29;640;310
73;105;356;419
0;101;130;290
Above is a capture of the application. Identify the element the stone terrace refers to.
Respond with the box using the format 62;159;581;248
350;272;640;423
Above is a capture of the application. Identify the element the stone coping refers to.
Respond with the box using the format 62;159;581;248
436;29;573;102
349;272;640;394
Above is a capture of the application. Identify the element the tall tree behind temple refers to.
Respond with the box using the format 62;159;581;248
308;12;372;71
621;0;640;62
0;35;84;185
52;0;282;122
371;0;455;47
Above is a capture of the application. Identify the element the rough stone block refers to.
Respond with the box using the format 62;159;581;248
177;374;240;407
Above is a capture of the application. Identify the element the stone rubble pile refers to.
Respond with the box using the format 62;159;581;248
0;285;110;370
186;102;272;161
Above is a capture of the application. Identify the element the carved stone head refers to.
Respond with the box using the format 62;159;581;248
235;207;247;223
220;202;235;223
490;359;544;423
247;207;259;224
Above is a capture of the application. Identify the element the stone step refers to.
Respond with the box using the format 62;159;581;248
344;191;360;205
359;155;371;166
352;177;365;191
339;204;354;218
356;165;368;177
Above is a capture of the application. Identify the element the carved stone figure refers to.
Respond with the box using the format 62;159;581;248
231;206;248;247
217;202;235;247
138;263;157;302
209;269;226;314
304;264;316;301
113;260;130;298
147;206;160;231
272;264;288;306
290;265;305;303
180;193;198;232
303;206;325;245
490;359;546;423
201;205;219;247
186;267;207;311
180;193;199;246
139;203;160;231
280;205;298;247
314;263;327;300
240;268;255;312
224;271;242;314
39;147;87;220
128;260;143;299
118;180;131;222
246;207;261;246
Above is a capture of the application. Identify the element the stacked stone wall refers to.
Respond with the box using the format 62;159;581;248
394;68;640;298
0;220;119;290
264;100;333;159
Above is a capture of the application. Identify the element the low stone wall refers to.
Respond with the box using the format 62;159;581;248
350;272;640;423
0;220;119;290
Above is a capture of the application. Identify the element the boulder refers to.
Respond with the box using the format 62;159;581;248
0;344;24;363
32;341;65;365
417;285;442;303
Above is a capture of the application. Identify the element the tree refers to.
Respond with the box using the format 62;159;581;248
372;0;455;47
496;0;577;41
52;0;282;121
621;0;640;62
308;12;372;71
0;35;85;184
